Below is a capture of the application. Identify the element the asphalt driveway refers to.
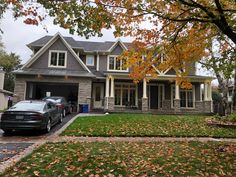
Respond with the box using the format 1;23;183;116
0;113;77;163
0;113;77;138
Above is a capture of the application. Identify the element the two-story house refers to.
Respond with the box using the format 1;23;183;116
14;33;214;114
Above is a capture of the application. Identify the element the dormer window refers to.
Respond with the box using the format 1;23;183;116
108;55;128;71
48;50;67;68
86;55;94;66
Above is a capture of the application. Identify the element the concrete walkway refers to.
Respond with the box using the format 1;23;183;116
0;112;236;174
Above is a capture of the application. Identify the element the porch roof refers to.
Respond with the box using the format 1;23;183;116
13;68;95;78
104;73;215;82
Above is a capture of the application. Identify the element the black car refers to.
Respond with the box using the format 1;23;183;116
0;100;62;134
42;96;72;117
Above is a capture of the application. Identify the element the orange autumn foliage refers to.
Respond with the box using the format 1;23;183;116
5;1;236;88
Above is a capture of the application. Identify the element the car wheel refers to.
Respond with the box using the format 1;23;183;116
59;113;63;123
63;109;66;117
45;119;51;133
69;107;72;114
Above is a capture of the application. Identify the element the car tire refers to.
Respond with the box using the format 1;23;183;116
58;113;63;123
3;129;12;135
63;109;66;117
44;119;51;133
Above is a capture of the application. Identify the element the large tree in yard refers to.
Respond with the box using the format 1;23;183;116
3;0;236;108
0;44;21;92
200;36;236;114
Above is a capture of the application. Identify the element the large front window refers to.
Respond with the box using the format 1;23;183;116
49;50;67;68
115;84;136;106
171;85;195;108
180;90;194;108
108;56;128;71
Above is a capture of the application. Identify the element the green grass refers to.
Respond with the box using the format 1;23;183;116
3;142;236;176
61;114;236;137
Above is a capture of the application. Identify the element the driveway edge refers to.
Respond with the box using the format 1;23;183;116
0;141;45;174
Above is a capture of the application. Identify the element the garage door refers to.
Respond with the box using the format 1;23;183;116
25;82;78;103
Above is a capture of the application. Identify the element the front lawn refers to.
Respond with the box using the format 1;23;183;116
61;114;236;137
3;142;236;176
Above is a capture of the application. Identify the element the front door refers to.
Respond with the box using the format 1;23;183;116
149;85;164;109
93;83;104;109
150;86;158;109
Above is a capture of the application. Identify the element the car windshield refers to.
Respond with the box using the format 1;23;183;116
9;102;45;111
45;97;62;103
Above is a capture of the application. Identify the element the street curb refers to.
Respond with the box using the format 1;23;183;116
51;113;80;136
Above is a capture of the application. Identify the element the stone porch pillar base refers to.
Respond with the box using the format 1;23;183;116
174;99;181;113
104;97;115;112
203;100;212;113
141;98;148;112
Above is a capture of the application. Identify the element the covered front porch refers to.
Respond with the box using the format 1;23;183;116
100;74;213;114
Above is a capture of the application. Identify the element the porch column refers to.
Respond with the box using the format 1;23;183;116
105;76;110;97
204;81;208;101
200;84;203;101
142;78;148;112
174;80;181;113
143;78;147;98
110;76;114;97
203;81;212;113
208;82;212;100
175;81;180;100
96;54;100;71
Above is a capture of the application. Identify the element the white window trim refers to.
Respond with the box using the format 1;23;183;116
86;55;95;66
114;83;137;107
48;50;67;68
107;55;129;72
171;84;195;109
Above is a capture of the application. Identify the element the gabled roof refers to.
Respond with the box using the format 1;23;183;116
27;35;133;52
23;33;91;73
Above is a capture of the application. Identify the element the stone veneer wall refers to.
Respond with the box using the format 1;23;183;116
13;77;26;104
141;98;148;112
141;99;212;114
104;97;114;111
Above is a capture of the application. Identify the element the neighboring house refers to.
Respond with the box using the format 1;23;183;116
13;33;214;114
0;70;13;110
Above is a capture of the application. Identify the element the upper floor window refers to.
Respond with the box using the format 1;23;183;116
48;50;67;68
86;55;94;66
108;55;128;71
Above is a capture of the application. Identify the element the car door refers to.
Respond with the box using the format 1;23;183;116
47;102;57;124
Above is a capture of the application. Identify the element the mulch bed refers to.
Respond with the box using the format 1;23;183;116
207;120;236;129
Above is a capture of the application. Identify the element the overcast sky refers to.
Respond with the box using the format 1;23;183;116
1;10;133;64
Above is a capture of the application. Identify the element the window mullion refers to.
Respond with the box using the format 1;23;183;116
114;57;115;70
120;85;123;106
56;52;59;66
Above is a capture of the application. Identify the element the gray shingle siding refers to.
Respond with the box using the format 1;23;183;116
30;38;87;72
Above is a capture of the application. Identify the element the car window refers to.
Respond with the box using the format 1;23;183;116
9;102;45;111
48;102;56;109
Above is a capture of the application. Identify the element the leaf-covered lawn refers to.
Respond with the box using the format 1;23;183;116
62;114;236;137
3;142;236;176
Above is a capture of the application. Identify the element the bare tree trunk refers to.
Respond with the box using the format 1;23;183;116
216;74;229;116
232;67;236;112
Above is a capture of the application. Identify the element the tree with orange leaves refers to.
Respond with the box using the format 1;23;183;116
2;0;236;107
